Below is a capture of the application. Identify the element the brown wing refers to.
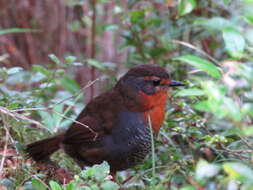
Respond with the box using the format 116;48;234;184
62;115;107;167
63;89;122;145
62;115;104;145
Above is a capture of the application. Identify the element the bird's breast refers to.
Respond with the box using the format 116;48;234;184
103;110;151;171
144;104;166;134
139;91;167;133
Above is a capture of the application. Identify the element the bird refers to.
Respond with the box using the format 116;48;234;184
26;64;184;173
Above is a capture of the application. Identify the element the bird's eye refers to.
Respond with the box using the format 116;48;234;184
152;79;161;86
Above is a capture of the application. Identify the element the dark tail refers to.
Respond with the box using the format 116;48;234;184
26;134;64;162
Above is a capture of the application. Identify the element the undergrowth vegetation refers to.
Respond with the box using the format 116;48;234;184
1;0;253;190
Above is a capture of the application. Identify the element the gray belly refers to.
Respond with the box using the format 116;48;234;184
103;110;151;171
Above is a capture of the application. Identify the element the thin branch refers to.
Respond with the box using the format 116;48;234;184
218;146;250;160
238;135;253;151
51;78;99;108
90;0;97;99
148;115;156;177
0;126;9;178
221;146;253;154
171;39;220;66
22;167;51;190
0;106;45;128
0;79;99;139
0;113;14;178
11;78;99;112
187;176;205;190
52;110;98;141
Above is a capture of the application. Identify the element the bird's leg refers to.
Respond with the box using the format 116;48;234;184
32;159;73;184
110;172;133;185
54;167;73;184
110;171;117;181
121;175;133;185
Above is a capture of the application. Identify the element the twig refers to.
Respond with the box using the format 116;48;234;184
90;0;97;99
0;106;45;129
55;93;82;131
0;127;9;178
148;115;156;177
221;146;253;154
11;78;99;112
238;135;253;151
187;176;205;190
171;39;220;66
178;169;205;190
22;167;51;190
0;113;13;178
0;53;9;62
218;146;250;160
1;79;100;138
52;110;98;141
52;78;99;108
188;69;203;74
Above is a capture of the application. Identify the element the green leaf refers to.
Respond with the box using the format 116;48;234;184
105;24;119;31
101;181;120;190
196;160;220;180
65;56;77;63
49;54;61;65
194;100;209;112
129;10;145;23
194;17;231;31
180;186;196;190
32;179;47;190
243;15;253;25
176;88;204;97
223;0;232;4
223;97;242;121
223;163;253;184
87;59;106;71
174;55;221;78
60;76;80;94
80;167;94;179
38;111;55;132
53;104;64;129
32;65;51;77
7;67;23;75
39;82;54;89
222;27;245;58
244;0;253;3
49;181;63;190
0;178;15;189
245;29;253;46
7;103;21;110
114;6;123;14
178;0;196;16
65;182;76;190
64;57;83;66
93;161;110;181
90;184;99;190
0;28;40;35
242;125;253;136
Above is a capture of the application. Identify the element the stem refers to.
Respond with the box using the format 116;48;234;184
90;0;97;99
148;115;156;177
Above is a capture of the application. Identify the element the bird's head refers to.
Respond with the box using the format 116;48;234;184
116;64;184;111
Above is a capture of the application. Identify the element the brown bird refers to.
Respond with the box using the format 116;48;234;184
26;64;184;173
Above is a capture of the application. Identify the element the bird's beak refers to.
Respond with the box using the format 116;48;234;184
168;80;185;87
